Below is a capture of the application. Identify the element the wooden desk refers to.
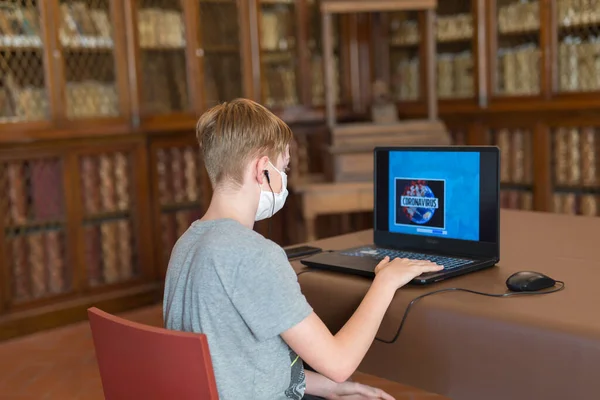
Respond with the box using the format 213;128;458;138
292;210;600;400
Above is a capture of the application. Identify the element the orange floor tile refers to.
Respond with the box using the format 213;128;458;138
0;305;447;400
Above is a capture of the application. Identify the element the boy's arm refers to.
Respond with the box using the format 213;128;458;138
282;256;443;383
282;276;396;383
304;370;394;399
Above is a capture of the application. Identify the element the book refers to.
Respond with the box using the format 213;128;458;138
566;128;581;185
99;154;116;212
85;225;103;286
114;152;130;211
156;148;172;205
46;230;66;295
170;147;185;203
6;161;28;225
116;219;134;281
81;156;101;215
101;222;119;284
183;147;199;202
554;128;569;186
581;127;598;187
9;235;29;301
27;232;46;298
496;129;512;183
31;159;64;222
580;195;598;217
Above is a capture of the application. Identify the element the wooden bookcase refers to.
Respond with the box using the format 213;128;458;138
1;0;600;340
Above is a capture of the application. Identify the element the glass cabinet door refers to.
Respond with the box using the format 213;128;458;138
258;0;298;109
199;0;244;107
0;1;50;126
135;0;191;116
56;0;125;120
494;0;542;97
388;11;421;102
555;0;600;94
436;0;475;100
307;0;340;107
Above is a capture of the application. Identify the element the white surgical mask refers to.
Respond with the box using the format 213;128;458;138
255;161;288;221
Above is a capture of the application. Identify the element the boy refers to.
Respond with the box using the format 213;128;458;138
163;99;442;399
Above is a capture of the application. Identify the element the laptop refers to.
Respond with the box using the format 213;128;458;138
301;146;500;285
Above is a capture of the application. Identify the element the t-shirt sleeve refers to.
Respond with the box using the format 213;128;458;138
231;244;313;342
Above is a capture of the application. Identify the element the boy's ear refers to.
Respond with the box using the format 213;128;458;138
254;155;270;184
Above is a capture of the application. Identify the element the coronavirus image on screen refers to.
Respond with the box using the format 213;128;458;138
388;151;480;241
395;179;445;229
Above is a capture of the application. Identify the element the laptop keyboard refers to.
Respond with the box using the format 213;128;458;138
340;246;474;271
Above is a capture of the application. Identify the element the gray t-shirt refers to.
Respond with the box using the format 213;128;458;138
163;218;313;400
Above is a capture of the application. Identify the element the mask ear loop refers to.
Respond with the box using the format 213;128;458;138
263;170;275;239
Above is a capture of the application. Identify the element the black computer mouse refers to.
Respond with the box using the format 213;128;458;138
506;271;556;292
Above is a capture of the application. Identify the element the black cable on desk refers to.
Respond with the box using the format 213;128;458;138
296;269;566;345
375;281;566;344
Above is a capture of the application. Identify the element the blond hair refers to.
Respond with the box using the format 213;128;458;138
196;98;293;187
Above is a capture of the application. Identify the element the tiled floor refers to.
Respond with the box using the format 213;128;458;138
0;305;447;400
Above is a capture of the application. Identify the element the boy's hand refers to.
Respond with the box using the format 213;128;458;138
374;256;443;289
327;380;395;399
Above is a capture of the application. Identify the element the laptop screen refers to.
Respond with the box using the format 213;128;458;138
375;147;499;255
388;150;480;241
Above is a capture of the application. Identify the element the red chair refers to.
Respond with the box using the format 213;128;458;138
87;307;219;400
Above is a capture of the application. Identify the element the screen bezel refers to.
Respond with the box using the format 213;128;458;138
374;146;500;259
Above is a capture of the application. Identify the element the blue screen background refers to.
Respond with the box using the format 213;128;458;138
388;151;480;241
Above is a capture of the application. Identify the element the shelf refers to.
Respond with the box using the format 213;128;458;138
204;45;240;53
437;35;472;44
141;45;186;51
60;36;114;50
554;186;600;194
4;221;64;235
260;0;295;5
497;28;540;38
500;183;534;191
0;35;43;50
83;210;130;224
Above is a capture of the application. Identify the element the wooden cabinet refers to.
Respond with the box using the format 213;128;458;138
0;136;155;338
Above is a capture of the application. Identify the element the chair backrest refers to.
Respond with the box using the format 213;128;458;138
87;307;219;400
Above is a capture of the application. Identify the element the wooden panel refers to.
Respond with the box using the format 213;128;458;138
321;0;437;14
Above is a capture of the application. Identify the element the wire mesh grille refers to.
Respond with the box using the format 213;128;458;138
260;1;298;108
496;0;541;96
556;0;600;93
436;0;474;99
79;151;138;286
155;144;205;267
0;1;49;123
389;11;420;101
0;157;70;303
490;128;534;210
200;0;243;107
552;127;600;216
138;0;190;114
59;0;119;119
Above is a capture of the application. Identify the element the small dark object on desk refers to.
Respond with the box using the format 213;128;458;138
285;245;322;260
506;271;557;292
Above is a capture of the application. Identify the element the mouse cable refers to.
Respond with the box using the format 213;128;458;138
295;270;565;345
375;281;565;344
